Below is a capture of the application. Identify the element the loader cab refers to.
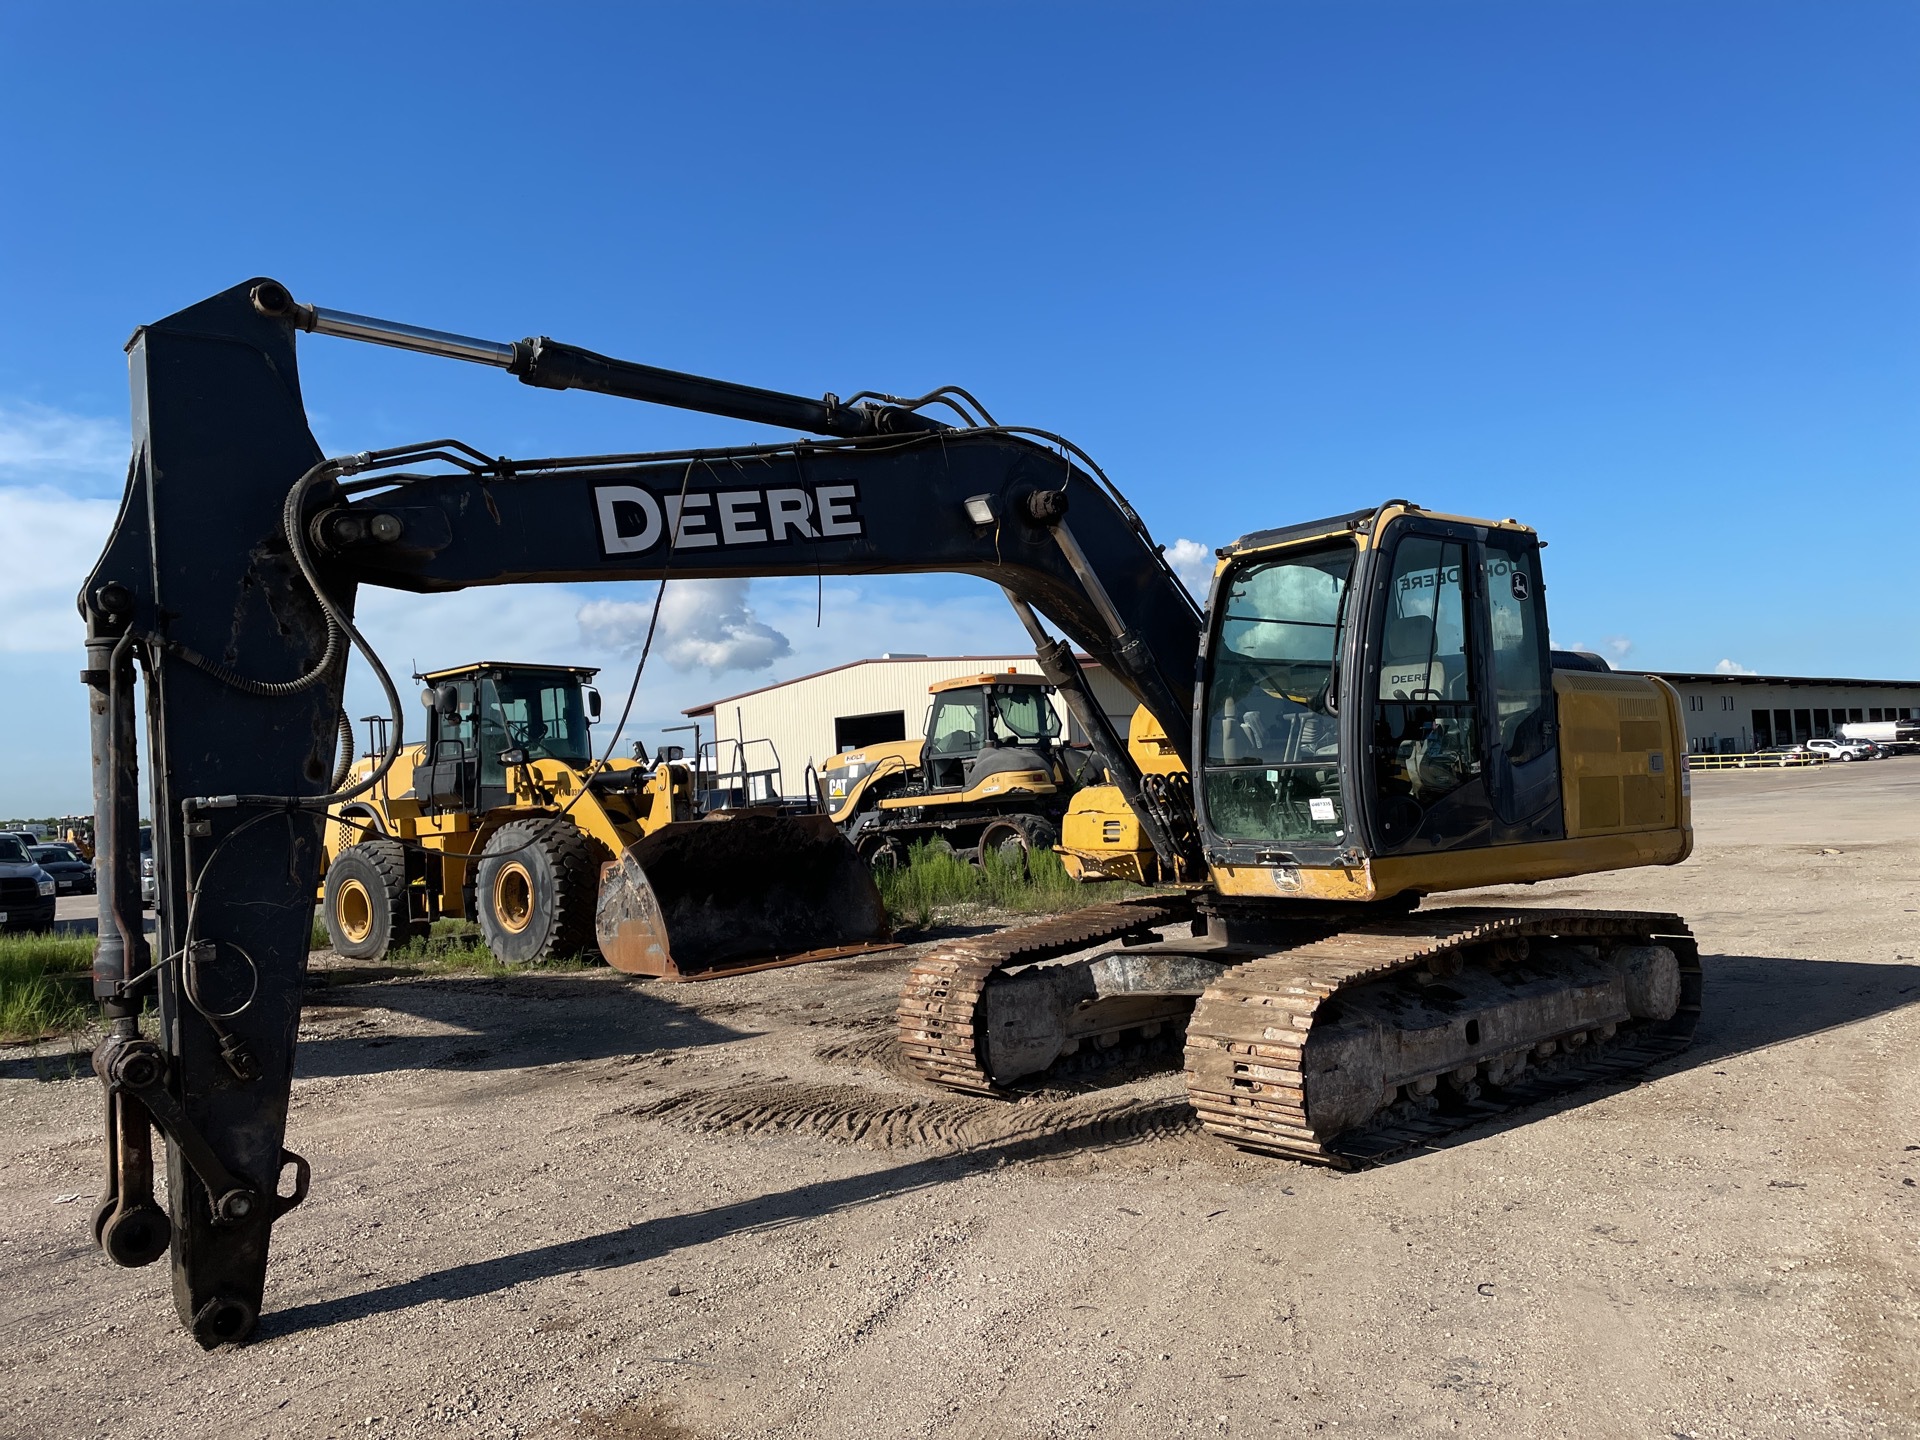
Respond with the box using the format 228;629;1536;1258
921;674;1062;794
1196;504;1564;876
416;661;600;813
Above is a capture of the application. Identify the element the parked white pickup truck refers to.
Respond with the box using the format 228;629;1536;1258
1807;738;1877;762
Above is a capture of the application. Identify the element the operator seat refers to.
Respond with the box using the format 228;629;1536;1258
1380;615;1449;700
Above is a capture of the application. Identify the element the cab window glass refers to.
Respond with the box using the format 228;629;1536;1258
1482;535;1553;763
479;675;591;786
437;680;478;754
1371;536;1480;847
928;694;986;754
990;688;1060;743
1201;544;1354;844
1379;538;1469;700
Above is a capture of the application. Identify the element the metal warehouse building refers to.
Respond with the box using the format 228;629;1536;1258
684;654;1136;798
684;652;1920;795
1636;671;1920;755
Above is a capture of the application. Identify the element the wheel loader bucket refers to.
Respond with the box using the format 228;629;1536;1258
595;812;896;981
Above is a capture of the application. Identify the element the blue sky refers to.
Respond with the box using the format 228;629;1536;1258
1;2;1915;815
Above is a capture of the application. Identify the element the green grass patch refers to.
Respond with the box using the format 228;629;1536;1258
380;919;592;976
0;932;97;1043
876;843;1157;931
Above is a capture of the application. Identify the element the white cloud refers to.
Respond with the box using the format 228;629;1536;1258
1714;658;1757;675
1604;636;1634;661
578;578;791;674
0;486;119;652
1165;538;1214;599
0;402;127;487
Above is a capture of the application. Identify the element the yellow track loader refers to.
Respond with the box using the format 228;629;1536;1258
320;660;887;979
819;671;1079;868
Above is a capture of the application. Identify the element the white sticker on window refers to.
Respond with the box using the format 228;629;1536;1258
1309;797;1337;822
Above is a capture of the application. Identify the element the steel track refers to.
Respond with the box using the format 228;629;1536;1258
895;897;1198;1094
897;902;1699;1164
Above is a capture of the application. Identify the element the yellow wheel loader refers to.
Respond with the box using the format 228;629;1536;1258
320;661;887;978
819;671;1079;869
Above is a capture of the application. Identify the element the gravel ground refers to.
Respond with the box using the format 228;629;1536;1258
2;761;1916;1439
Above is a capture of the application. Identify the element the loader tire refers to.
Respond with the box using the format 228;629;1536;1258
475;818;606;965
323;839;416;961
978;814;1059;873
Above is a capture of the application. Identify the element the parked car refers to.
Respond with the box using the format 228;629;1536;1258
0;833;58;932
1749;743;1823;767
30;843;95;896
1806;738;1876;763
139;825;155;909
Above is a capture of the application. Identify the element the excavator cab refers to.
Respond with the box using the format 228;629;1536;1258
1063;501;1687;907
1196;504;1598;894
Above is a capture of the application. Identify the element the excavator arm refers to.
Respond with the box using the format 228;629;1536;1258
77;278;1202;1345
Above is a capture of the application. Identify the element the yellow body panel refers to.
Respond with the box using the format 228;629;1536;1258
1126;706;1185;776
1210;830;1692;902
1552;671;1692;840
821;740;922;823
876;768;1056;809
823;736;1061;821
1059;782;1163;883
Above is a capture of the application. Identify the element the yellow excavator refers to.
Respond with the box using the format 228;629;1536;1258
82;280;1699;1345
899;510;1694;1170
319;659;887;979
820;670;1080;868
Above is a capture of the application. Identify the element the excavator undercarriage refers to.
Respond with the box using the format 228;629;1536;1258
899;901;1698;1165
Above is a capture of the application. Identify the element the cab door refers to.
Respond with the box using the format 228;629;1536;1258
418;679;480;813
1360;520;1497;853
1474;530;1564;840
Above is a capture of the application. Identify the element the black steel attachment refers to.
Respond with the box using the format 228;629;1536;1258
80;277;1204;1347
248;280;947;440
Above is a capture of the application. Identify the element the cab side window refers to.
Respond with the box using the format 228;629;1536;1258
1483;534;1553;764
435;681;478;753
928;695;985;754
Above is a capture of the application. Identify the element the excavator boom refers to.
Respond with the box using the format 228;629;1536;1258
80;279;1202;1345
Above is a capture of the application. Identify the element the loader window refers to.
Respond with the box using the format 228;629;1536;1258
434;680;479;753
1201;543;1354;843
989;687;1061;744
927;693;986;755
479;675;593;786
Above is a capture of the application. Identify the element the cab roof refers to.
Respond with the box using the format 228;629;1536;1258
1222;501;1535;558
929;671;1051;694
419;661;600;682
